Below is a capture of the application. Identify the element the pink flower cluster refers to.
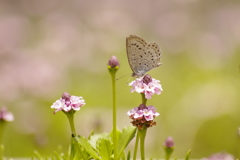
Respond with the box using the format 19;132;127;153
129;75;163;99
51;92;86;114
127;105;160;121
127;104;159;129
0;107;14;121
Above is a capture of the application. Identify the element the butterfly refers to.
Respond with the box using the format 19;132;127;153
126;35;162;78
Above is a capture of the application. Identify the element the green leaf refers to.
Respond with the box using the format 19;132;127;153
126;151;131;160
53;151;63;160
97;138;113;160
75;136;101;160
70;137;84;160
110;128;121;146
119;151;126;160
88;130;95;140
33;150;44;160
89;133;110;149
185;149;191;160
116;126;137;159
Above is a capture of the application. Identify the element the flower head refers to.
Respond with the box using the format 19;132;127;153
108;56;120;76
163;137;175;160
0;107;14;122
200;152;234;160
127;104;159;130
108;56;120;68
51;92;86;114
129;74;162;99
163;137;174;148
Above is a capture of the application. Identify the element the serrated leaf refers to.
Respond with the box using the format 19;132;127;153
97;138;113;160
110;128;121;146
88;130;95;140
89;133;110;149
70;137;84;160
75;136;101;160
115;126;137;159
185;149;191;160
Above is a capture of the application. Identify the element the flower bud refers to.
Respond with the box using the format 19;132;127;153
163;137;174;160
108;56;120;68
142;74;152;85
163;137;174;148
138;103;147;110
62;92;71;101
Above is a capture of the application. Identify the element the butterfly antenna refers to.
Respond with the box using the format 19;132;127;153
125;76;133;85
116;73;132;80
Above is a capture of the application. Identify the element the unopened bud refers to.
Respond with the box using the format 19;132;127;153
163;137;174;148
62;92;71;101
108;56;120;68
142;74;152;85
163;137;174;160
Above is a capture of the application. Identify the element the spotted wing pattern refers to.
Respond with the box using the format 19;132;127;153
126;35;162;77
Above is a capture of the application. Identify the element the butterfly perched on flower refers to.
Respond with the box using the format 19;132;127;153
126;35;162;78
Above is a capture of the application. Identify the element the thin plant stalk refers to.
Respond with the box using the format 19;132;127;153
110;71;117;160
141;93;147;105
133;131;139;160
139;127;147;160
139;93;148;160
66;110;77;137
0;122;5;144
0;144;3;160
108;56;119;160
65;110;77;159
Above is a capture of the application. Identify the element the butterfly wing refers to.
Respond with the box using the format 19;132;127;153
126;35;162;77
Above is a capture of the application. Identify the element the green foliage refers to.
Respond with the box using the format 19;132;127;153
97;138;113;160
185;150;191;160
126;151;131;160
75;135;100;160
115;126;137;159
32;126;136;160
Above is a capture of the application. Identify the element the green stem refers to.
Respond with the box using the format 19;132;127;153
65;111;77;159
133;130;139;160
0;144;3;160
165;150;171;160
138;128;147;160
66;110;77;137
0;121;5;144
110;72;117;160
141;93;147;105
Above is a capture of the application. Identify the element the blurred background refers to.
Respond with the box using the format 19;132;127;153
0;0;240;158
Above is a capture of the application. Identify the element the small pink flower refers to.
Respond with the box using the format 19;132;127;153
0;107;14;122
163;137;175;148
200;152;234;160
51;92;86;114
108;56;120;68
129;74;162;99
127;104;160;129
